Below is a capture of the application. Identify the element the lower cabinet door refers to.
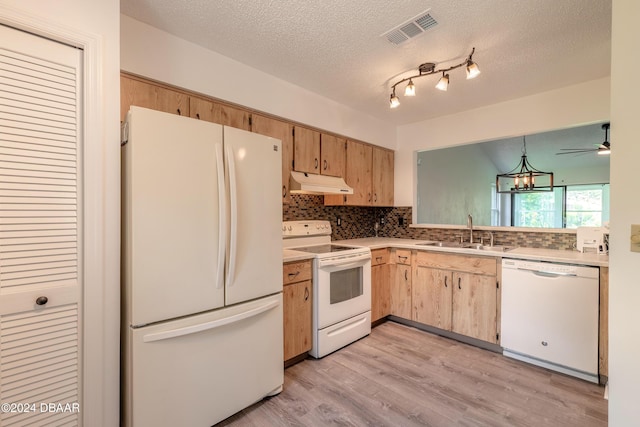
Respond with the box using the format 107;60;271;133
452;272;497;343
413;267;452;330
283;280;312;360
371;264;390;322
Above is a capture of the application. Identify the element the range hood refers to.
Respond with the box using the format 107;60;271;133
289;171;353;195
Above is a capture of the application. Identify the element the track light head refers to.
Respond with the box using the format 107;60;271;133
466;60;480;79
435;72;449;91
404;79;416;96
390;91;400;108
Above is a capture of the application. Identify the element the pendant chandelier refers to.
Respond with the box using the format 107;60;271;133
389;48;481;108
496;137;554;193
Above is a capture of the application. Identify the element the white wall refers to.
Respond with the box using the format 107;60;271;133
417;144;496;225
0;2;121;426
396;77;611;206
120;15;396;150
609;1;640;425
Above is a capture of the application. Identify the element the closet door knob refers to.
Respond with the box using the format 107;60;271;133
35;296;49;306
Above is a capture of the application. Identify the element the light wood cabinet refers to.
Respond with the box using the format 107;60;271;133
188;97;251;130
120;75;189;121
325;141;394;207
451;271;497;343
293;127;346;179
371;249;390;323
283;260;312;362
413;251;498;344
372;146;394;206
599;266;609;380
293;126;321;174
320;134;346;177
345;140;373;205
391;264;412;318
413;266;452;330
251;114;294;203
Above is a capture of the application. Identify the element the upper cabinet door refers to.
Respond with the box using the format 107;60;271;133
320;134;345;177
345;140;372;206
189;96;217;122
121;75;189;121
220;104;251;130
189;97;251;131
251;114;293;203
293;126;321;174
372;147;394;206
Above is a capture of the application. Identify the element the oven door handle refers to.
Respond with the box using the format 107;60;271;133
318;253;371;270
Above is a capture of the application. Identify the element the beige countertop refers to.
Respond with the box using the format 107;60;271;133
332;237;609;267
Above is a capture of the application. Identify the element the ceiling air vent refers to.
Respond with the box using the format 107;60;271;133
382;10;438;45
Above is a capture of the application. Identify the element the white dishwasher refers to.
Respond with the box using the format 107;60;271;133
501;259;599;383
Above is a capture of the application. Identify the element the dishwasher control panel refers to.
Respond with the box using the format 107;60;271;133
502;259;598;278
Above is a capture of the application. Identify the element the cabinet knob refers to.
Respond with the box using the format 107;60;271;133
314;158;318;169
196;113;200;120
304;286;309;301
404;270;408;281
458;277;461;290
444;276;448;288
323;159;327;170
282;185;287;198
176;108;181;116
35;296;48;306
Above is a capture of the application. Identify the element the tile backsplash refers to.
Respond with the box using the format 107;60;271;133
283;195;576;250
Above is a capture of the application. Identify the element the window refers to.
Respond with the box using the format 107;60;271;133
512;184;609;228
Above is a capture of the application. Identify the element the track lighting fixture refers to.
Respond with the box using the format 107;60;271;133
389;48;480;108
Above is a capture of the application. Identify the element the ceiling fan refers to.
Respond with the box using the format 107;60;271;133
556;123;610;156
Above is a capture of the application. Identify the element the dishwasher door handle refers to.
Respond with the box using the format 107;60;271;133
517;267;577;277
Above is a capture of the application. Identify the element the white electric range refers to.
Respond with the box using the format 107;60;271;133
283;220;371;358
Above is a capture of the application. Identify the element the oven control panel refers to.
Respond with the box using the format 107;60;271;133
282;220;332;237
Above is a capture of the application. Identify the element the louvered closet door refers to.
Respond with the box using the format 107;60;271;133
0;25;82;427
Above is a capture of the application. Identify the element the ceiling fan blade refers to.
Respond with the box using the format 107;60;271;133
555;149;597;155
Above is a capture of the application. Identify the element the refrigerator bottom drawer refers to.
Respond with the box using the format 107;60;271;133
123;294;283;427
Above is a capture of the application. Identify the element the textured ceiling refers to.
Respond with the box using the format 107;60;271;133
120;0;612;126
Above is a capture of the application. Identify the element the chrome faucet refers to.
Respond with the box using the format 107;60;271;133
467;214;473;243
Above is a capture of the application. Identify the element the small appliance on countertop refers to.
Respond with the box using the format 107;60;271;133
576;226;609;254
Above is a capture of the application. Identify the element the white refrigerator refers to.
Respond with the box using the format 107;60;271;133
121;106;283;427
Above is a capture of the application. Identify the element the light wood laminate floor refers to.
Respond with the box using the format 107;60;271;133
218;321;607;426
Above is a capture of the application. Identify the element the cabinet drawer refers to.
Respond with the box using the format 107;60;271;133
415;251;496;276
371;249;389;266
394;249;412;265
283;260;312;284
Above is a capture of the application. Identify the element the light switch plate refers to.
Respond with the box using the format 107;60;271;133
631;224;640;252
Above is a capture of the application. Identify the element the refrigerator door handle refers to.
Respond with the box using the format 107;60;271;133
142;299;280;343
215;143;226;290
225;144;238;287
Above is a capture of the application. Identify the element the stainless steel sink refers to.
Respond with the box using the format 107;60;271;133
418;241;466;248
463;243;513;252
418;241;514;252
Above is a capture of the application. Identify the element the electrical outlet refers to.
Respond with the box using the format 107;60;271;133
380;217;385;225
337;216;342;226
398;216;404;226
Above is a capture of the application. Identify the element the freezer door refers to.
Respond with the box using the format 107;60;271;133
123;294;283;427
123;107;225;326
224;126;283;305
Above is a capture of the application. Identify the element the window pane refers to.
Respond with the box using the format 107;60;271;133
513;189;562;228
565;184;608;228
